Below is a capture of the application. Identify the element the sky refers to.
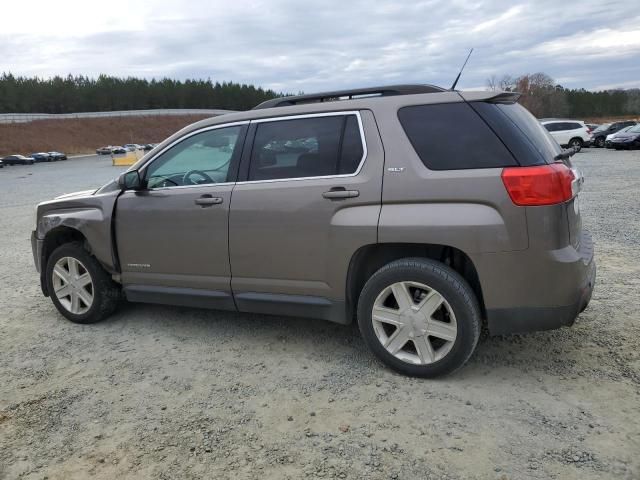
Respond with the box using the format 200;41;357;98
2;0;639;93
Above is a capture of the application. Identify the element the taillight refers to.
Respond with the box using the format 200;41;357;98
501;163;575;206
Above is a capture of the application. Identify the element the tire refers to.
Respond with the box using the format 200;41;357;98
45;242;121;324
569;138;583;152
357;258;481;378
595;136;605;148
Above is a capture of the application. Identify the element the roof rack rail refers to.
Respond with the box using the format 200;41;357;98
253;84;446;110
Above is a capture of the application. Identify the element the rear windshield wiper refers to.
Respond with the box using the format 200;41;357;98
554;147;576;161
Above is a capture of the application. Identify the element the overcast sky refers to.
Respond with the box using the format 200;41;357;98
2;0;639;92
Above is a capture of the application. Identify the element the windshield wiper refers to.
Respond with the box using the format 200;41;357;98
554;147;576;161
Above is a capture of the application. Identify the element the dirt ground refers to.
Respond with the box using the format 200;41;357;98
0;148;638;479
0;115;209;157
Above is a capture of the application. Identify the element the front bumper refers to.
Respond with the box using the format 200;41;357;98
611;139;640;149
31;231;49;296
482;231;596;335
31;231;43;273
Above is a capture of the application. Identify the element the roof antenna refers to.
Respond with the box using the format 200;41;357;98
450;48;474;91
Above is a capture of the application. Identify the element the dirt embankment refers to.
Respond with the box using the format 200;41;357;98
0;115;211;156
582;115;639;124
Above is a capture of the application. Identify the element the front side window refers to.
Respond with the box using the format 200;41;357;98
248;114;364;181
145;125;243;188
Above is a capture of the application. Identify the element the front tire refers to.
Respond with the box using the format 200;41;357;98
595;136;605;148
357;258;481;378
45;242;121;324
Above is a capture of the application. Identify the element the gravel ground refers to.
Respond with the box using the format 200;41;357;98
0;149;639;480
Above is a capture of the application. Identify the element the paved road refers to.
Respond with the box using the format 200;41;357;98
0;149;639;479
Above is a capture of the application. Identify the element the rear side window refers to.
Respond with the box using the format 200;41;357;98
249;114;364;181
397;103;516;170
473;102;561;165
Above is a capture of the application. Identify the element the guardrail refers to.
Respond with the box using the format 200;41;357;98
0;109;235;123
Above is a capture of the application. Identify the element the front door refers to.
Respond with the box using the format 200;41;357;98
115;123;247;309
228;111;383;322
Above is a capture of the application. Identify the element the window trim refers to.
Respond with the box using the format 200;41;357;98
237;111;367;185
139;121;249;191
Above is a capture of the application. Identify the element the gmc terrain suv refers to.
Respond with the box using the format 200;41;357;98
31;85;596;377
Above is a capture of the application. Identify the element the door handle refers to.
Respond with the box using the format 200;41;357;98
322;188;360;199
195;195;223;206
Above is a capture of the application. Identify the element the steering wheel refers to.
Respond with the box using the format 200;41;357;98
183;170;214;185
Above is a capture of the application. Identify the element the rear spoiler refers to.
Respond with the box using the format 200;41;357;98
458;91;521;104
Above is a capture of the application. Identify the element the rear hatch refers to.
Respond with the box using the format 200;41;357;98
466;94;583;249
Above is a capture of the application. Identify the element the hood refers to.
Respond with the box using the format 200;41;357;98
54;189;97;200
612;132;640;141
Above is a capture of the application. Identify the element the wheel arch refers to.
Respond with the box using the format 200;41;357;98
346;243;486;324
40;227;89;296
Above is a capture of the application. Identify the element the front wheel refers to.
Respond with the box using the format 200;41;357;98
357;258;481;378
595;137;605;148
45;242;121;324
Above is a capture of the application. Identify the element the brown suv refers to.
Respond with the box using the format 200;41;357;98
31;85;596;377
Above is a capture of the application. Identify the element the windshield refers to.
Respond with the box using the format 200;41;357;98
593;123;611;133
628;124;640;134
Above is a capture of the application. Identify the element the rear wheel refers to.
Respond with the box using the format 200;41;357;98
357;258;481;378
569;138;583;152
45;242;121;324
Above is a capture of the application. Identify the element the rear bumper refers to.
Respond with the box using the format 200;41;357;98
478;231;596;335
487;259;595;335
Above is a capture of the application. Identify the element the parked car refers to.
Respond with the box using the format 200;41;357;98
30;152;53;163
586;123;599;131
31;84;595;378
123;144;138;152
591;121;637;147
605;126;634;148
540;119;592;152
142;143;158;151
2;154;35;165
111;146;126;154
610;124;640;150
48;151;67;161
96;146;113;155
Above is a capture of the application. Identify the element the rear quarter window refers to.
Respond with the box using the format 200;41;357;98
397;103;516;170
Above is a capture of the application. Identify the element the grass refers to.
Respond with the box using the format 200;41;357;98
0;115;211;156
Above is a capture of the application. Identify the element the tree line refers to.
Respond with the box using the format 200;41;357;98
487;73;640;119
0;73;281;113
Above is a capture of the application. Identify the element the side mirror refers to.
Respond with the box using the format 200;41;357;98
118;170;143;190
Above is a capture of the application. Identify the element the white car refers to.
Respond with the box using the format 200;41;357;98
540;119;592;152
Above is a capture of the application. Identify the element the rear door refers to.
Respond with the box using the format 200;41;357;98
115;123;247;309
228;111;384;321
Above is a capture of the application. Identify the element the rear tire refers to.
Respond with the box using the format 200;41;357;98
357;258;481;378
45;242;121;324
569;138;583;152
